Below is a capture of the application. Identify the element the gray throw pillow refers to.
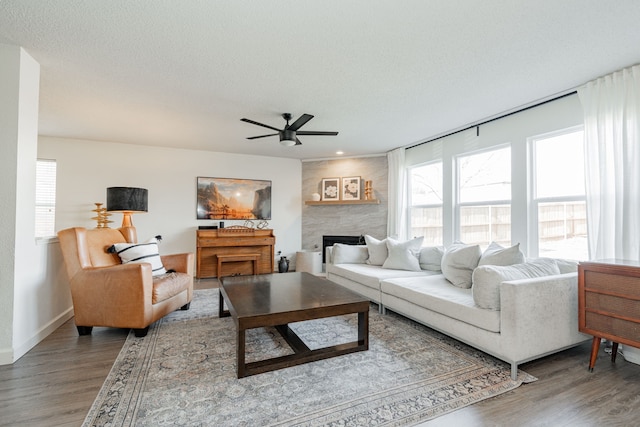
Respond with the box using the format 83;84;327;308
332;244;369;264
365;235;388;266
419;246;444;271
478;242;525;266
382;237;424;271
440;242;481;288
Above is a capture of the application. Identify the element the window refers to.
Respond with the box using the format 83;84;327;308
409;161;442;245
457;146;511;248
35;159;56;238
531;128;587;260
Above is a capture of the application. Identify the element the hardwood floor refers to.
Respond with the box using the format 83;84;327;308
1;277;639;427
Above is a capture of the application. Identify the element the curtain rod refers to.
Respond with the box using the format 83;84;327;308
406;90;578;150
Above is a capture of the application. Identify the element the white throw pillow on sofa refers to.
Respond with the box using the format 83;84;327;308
478;242;525;266
382;237;424;271
332;244;369;264
441;242;482;288
419;246;444;271
472;258;561;310
365;235;388;266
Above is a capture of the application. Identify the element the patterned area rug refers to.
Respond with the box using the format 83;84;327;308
83;288;536;426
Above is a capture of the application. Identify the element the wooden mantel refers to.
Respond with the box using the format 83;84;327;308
196;228;275;278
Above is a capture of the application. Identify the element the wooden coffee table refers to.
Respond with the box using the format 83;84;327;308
219;272;369;378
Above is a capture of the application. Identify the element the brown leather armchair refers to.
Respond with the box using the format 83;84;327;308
58;226;194;337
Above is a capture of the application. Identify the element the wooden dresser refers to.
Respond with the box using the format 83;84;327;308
196;228;275;278
578;259;640;371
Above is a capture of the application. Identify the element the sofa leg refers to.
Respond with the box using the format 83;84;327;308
180;302;191;310
76;326;93;336
134;327;149;337
511;363;518;380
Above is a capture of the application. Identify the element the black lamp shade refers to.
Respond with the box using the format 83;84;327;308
106;187;148;212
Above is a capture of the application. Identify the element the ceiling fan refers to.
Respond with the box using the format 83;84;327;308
241;113;338;146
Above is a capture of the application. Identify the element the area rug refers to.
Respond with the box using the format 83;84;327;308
83;288;536;426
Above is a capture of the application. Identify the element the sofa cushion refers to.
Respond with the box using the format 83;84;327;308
364;235;387;265
472;258;561;310
108;238;167;276
332;244;369;264
441;242;481;289
419;246;444;271
478;242;525;266
328;263;436;291
382;237;423;271
381;275;500;333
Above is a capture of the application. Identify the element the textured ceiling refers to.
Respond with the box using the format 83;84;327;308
1;1;640;160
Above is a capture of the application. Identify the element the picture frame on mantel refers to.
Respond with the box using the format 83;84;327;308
342;176;361;200
321;178;340;201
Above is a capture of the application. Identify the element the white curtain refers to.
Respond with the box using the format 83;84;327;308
387;147;408;240
578;64;640;260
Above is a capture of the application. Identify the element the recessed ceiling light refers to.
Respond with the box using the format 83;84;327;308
336;151;344;155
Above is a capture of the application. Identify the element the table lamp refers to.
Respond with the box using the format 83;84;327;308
106;187;148;227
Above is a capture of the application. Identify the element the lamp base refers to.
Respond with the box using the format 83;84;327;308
121;212;134;227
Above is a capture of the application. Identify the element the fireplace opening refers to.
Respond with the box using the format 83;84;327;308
322;235;365;263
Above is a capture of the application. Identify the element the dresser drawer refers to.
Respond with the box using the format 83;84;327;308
585;292;640;320
583;270;640;298
585;312;640;344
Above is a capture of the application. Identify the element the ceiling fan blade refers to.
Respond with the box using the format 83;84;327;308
241;118;281;132
247;133;279;140
296;131;339;136
295;137;302;145
287;114;314;131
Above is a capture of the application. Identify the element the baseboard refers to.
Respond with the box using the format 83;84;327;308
6;307;74;365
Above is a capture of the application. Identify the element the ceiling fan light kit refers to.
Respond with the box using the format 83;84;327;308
241;113;338;146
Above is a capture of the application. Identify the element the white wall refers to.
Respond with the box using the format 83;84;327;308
405;93;584;254
38;136;303;262
0;45;62;365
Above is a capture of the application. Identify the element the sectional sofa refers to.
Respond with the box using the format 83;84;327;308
325;238;590;379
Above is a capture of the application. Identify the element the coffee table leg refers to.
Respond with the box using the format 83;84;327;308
237;328;246;378
219;289;229;318
358;310;369;349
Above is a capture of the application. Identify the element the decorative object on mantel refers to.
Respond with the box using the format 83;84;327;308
364;180;373;200
91;202;112;228
321;177;340;201
311;192;321;201
342;176;361;200
106;187;148;227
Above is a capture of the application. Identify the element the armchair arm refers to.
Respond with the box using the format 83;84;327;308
161;252;194;276
69;263;154;328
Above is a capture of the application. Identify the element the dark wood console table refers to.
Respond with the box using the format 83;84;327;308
578;259;640;371
196;228;275;278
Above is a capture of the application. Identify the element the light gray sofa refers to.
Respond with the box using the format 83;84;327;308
326;243;590;380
